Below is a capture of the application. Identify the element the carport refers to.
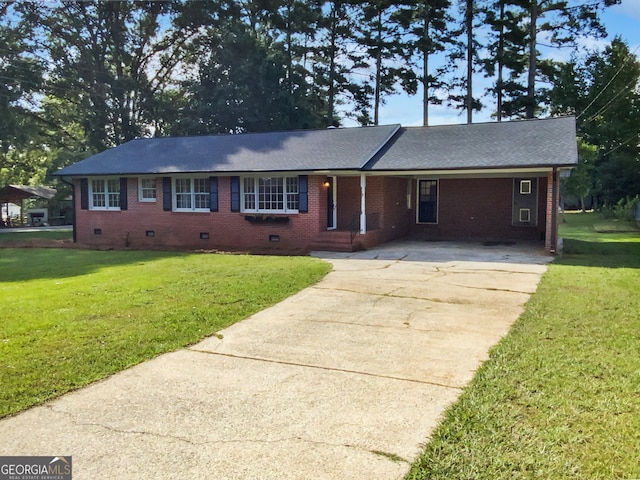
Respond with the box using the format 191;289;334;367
0;184;56;226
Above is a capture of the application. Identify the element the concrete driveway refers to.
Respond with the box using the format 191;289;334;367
0;241;550;479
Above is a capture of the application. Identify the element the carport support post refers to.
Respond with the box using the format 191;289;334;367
360;174;366;234
546;167;559;254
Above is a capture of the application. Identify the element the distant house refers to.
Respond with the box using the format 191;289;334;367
54;116;577;253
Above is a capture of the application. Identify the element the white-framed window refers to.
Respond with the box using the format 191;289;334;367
173;177;210;212
241;176;299;213
138;177;157;202
519;208;531;223
512;178;538;226
90;178;120;210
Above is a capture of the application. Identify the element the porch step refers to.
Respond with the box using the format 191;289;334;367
309;230;361;252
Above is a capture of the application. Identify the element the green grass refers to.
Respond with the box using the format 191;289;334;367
0;249;330;418
406;212;640;480
0;229;73;243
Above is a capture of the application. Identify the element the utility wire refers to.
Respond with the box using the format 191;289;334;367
583;76;639;123
576;44;640;120
602;133;639;157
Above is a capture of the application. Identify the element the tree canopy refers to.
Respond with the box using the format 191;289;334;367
0;0;637;206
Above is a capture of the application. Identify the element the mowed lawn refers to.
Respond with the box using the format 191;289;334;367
406;212;640;480
0;248;330;418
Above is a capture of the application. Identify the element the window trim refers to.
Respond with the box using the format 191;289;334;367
519;208;531;223
172;176;211;212
520;179;532;195
138;177;157;202
89;177;121;211
512;177;539;226
240;175;300;214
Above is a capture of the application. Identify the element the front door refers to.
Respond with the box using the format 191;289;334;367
417;179;438;223
326;176;336;229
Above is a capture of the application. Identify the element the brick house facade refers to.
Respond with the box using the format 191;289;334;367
57;118;577;254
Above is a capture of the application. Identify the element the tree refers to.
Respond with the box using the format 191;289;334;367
313;0;368;126
180;11;325;134
550;38;640;206
20;1;191;152
563;139;596;211
582;39;640;205
353;1;417;125
0;3;45;184
481;0;527;121
504;0;615;119
445;0;483;122
395;0;452;126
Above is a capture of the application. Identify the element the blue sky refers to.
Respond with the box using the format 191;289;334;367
361;0;640;128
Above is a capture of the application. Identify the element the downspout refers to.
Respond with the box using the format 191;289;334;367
59;177;77;243
550;167;558;254
360;174;366;235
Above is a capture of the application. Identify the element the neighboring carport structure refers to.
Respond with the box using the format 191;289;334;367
0;184;56;226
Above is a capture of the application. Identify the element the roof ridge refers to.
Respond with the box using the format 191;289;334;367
128;123;403;142
401;115;575;131
359;124;402;168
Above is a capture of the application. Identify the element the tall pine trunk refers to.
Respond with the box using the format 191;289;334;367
422;8;430;126
526;0;537;119
327;3;337;127
465;0;473;124
374;9;382;125
496;0;504;121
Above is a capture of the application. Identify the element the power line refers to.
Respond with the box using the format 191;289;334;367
576;43;640;120
583;76;639;123
602;133;639;157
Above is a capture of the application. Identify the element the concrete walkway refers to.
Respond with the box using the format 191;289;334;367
0;241;551;479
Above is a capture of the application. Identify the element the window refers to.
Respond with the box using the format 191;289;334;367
173;178;210;212
417;179;438;223
139;177;157;202
512;178;538;226
90;178;120;210
241;176;299;213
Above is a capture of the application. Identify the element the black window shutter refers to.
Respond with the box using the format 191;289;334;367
162;177;172;211
209;176;218;212
230;176;240;212
119;177;128;210
80;178;89;210
298;175;308;213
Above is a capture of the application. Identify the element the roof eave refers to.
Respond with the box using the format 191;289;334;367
364;164;576;177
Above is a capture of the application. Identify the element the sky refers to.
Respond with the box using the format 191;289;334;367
357;0;640;128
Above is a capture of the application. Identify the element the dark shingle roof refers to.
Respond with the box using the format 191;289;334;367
55;124;401;176
54;117;577;177
368;116;577;171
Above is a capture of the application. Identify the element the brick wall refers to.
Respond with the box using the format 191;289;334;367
544;170;558;252
73;174;552;252
74;176;327;253
410;177;548;243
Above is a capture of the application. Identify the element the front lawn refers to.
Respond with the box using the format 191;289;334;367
406;212;640;479
0;249;330;418
0;229;72;244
